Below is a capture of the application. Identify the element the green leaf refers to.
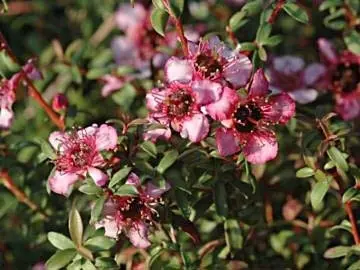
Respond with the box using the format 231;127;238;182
310;181;330;209
140;141;158;158
150;8;169;37
263;35;283;47
157;149;179;174
114;184;139;196
296;167;315;178
258;46;267;61
175;188;191;218
256;24;272;43
169;0;184;18
85;236;116;250
342;187;358;204
214;181;228;218
344;30;360;55
68;207;83;247
82;260;97;270
90;196;106;224
77;246;94;261
78;184;102;196
319;0;342;11
324;246;351;258
152;0;165;10
48;232;75;250
46;249;77;270
109;166;132;188
283;2;309;24
111;83;137;112
229;10;247;31
224;219;243;251
39;139;56;160
327;146;349;172
242;0;262;16
348;260;360;270
239;42;257;52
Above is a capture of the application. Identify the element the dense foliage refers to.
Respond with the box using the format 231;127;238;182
0;0;360;269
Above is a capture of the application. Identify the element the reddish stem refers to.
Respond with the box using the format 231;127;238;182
226;26;238;47
0;169;48;220
345;202;360;245
161;0;189;57
0;32;65;130
268;0;285;24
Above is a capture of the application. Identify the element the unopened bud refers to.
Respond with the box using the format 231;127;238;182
52;93;68;112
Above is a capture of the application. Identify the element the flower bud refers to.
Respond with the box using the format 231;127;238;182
52;93;68;112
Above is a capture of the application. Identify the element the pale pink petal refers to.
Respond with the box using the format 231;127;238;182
95;124;118;151
336;94;360;120
0;108;13;129
208;36;233;59
273;56;305;75
126;172;141;186
95;218;121;239
146;88;165;111
91;153;105;167
206;87;239;120
249;69;270;97
265;93;295;124
145;182;171;198
88;167;109;186
115;3;146;31
143;127;171;142
191;80;222;105
223;55;252;88
101;75;125;97
215;128;240;156
304;63;327;86
79;125;98;137
128;222;151;248
165;57;193;83
180;114;209;142
318;38;338;65
48;131;67;150
49;171;79;196
111;37;137;66
289;89;318;104
243;131;278;164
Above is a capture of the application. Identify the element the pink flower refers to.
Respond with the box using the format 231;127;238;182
48;124;118;196
146;80;222;142
52;93;68;112
22;59;43;81
0;74;21;129
267;55;327;104
100;75;127;97
318;38;360;120
95;173;170;248
143;117;172;142
164;36;252;89
214;69;295;164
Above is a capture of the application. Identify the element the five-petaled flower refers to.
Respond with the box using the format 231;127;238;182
0;74;21;129
318;38;360;120
267;55;327;104
48;124;118;196
95;173;170;248
214;69;295;164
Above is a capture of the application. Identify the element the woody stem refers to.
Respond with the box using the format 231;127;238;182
0;32;65;130
268;0;285;24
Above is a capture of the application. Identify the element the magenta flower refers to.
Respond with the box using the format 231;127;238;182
318;38;360;120
214;69;295;164
52;93;69;112
143;117;172;143
95;173;170;248
0;74;21;129
100;75;127;97
22;59;43;81
48;124;118;196
146;80;223;142
267;55;327;104
164;36;252;89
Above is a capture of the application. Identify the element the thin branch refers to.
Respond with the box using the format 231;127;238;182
345;202;360;245
268;0;285;24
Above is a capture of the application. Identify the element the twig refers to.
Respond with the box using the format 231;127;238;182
0;169;49;220
345;202;360;245
198;239;225;260
268;0;285;24
160;0;189;57
0;32;65;130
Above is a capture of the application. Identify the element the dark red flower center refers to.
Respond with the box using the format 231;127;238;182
195;54;223;78
332;63;360;93
233;103;262;133
166;89;194;118
69;142;93;167
115;196;155;224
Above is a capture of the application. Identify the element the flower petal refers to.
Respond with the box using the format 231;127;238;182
215;128;240;156
143;127;171;142
206;87;239;120
165;57;193;83
115;3;146;31
101;75;125;97
95;218;121;239
336;94;360;120
128;222;151;248
49;171;79;196
95;124;118;151
126;172;141;186
111;36;137;66
272;56;305;75
303;63;327;86
289;88;318;104
145;182;171;198
318;38;338;64
249;69;270;97
265;93;295;124
48;131;67;150
191;80;222;105
0;108;13;129
223;54;252;88
146;88;166;112
243;131;278;164
180;114;209;142
88;167;109;186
